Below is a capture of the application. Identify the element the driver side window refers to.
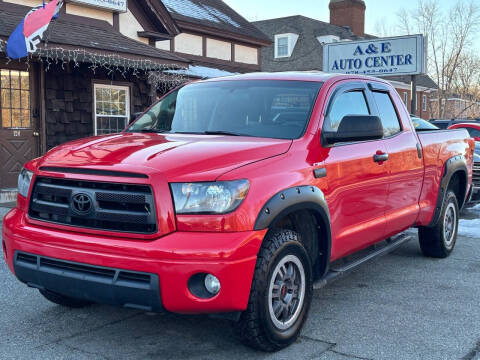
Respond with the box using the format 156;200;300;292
326;90;370;132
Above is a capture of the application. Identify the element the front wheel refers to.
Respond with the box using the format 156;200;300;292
418;190;459;258
235;229;313;352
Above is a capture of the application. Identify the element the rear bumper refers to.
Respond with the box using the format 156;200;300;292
2;208;266;314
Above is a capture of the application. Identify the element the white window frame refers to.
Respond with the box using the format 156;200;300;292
422;94;427;111
93;83;130;136
403;92;408;106
274;33;299;59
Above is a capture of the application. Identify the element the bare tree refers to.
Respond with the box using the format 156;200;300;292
374;18;396;37
452;54;480;97
451;53;480;117
396;8;413;35
395;0;480;118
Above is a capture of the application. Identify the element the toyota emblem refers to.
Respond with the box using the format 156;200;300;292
72;193;93;214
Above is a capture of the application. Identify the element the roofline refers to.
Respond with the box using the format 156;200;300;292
0;36;190;67
141;0;181;36
252;14;317;23
252;15;355;36
430;97;480;103
175;20;272;47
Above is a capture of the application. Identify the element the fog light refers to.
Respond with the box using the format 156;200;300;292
204;274;221;295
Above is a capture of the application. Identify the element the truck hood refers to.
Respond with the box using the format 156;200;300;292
38;133;292;181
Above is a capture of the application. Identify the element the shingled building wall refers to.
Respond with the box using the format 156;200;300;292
44;63;153;150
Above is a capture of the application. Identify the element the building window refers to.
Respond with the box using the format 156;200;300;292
94;84;130;135
403;92;408;106
274;33;299;58
422;94;427;112
277;36;289;57
1;69;30;129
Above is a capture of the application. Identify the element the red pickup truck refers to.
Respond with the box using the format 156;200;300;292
2;73;474;351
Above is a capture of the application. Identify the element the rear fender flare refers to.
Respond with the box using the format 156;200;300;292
428;155;468;227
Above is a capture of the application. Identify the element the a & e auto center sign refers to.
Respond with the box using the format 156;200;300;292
67;0;127;12
323;34;426;76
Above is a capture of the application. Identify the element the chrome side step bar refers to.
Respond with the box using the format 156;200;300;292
313;232;414;290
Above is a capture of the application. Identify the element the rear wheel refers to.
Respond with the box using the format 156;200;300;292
235;229;312;352
418;190;459;258
39;289;93;308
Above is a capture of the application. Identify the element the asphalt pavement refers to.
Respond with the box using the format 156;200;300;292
1;205;479;360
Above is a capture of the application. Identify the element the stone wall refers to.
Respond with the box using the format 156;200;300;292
45;63;153;150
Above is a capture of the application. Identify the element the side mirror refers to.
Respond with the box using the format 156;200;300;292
129;112;143;124
324;115;384;144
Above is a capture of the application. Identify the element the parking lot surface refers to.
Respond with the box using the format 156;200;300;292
1;206;480;360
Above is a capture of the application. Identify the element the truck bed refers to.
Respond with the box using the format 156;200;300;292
416;128;474;225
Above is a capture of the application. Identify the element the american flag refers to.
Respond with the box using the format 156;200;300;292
7;0;64;59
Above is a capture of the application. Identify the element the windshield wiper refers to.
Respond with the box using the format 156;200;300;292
137;128;169;133
203;131;243;136
172;130;250;137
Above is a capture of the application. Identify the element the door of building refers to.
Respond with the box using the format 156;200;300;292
0;68;38;189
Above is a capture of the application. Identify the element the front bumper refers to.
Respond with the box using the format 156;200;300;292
470;186;480;203
2;208;266;314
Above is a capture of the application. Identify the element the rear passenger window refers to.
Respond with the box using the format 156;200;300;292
327;91;370;132
372;92;401;137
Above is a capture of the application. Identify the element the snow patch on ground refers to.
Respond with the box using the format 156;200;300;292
459;218;480;238
459;204;480;238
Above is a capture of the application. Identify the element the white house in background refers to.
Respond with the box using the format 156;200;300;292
254;0;438;119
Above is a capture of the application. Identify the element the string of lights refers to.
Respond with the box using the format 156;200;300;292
0;39;188;92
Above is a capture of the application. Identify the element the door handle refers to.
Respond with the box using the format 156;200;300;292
373;153;389;163
416;143;423;159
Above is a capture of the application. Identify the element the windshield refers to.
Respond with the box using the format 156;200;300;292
411;117;439;131
127;80;323;140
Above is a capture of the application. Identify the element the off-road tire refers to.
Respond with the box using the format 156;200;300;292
39;289;93;308
235;229;313;352
418;190;459;258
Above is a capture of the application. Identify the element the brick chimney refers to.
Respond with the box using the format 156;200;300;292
329;0;366;37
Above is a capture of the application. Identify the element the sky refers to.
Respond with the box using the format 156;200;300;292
223;0;480;49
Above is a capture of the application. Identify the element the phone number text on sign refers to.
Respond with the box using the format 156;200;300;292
67;0;127;12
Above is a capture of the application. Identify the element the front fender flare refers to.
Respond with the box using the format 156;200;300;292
254;186;332;275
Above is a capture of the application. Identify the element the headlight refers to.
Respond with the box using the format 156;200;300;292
171;180;249;214
18;168;33;198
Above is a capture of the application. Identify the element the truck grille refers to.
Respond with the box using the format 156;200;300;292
473;163;480;188
28;177;157;234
